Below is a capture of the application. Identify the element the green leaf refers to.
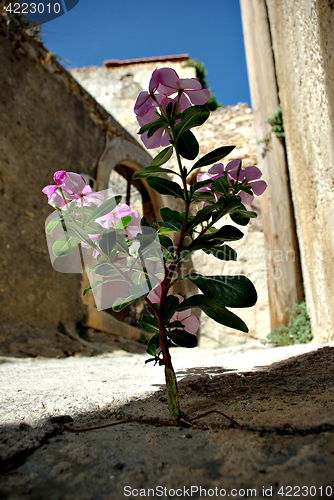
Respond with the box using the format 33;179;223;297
112;294;137;312
188;238;223;252
186;205;217;234
140;216;151;227
216;196;242;218
146;177;184;199
192;178;215;192
158;234;174;254
45;216;60;234
230;213;250;226
150;146;173;167
190;192;216;204
167;330;197;348
165;295;180;316
189;225;243;251
129;282;152;298
133;165;176;179
203;245;237;261
157;227;179;235
83;280;104;296
201;224;244;242
174;105;210;139
115;233;129;256
62;219;92;245
178;130;199;160
86;196;122;224
146;333;160;355
230;206;257;226
138;315;159;334
135;231;158;249
186;274;257;308
191;145;236;171
175;295;249;332
99;230;116;257
211;176;231;196
159;208;183;224
116;216;132;229
89;263;121;277
83;221;103;235
159;221;182;232
52;234;80;257
167;320;184;329
138;116;167;135
145;357;157;364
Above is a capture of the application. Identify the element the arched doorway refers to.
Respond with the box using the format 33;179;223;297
104;164;152;324
82;135;165;335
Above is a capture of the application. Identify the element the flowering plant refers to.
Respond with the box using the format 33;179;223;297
43;67;267;423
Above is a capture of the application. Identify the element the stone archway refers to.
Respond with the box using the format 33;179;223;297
83;136;165;339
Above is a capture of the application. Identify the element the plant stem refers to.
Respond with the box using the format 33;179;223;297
157;300;181;421
156;142;191;421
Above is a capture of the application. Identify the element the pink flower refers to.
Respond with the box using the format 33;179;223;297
42;170;66;198
134;91;166;118
42;171;104;209
229;166;267;205
147;285;199;336
137;107;171;149
134;67;210;149
96;203;142;238
62;172;104;207
196;160;240;205
170;298;200;336
150;68;210;108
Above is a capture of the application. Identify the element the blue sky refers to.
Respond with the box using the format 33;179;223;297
41;0;251;107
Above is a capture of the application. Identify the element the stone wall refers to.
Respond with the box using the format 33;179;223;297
71;59;270;346
0;17;153;333
263;1;334;342
193;105;270;346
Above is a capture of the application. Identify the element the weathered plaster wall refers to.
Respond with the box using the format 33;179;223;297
0;18;152;332
71;59;270;346
240;0;304;332
192;105;270;346
265;0;334;341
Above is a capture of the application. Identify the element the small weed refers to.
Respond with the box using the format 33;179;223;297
267;106;285;139
262;302;313;346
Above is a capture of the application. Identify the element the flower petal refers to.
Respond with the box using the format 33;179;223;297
250;180;267;196
134;91;155;117
226;159;241;172
64;172;87;195
238;191;254;205
156;68;179;91
149;69;159;93
182;315;199;335
244;166;262;181
184;88;210;105
42;184;58;197
53;170;66;184
177;93;192;112
208;163;225;175
177;78;202;91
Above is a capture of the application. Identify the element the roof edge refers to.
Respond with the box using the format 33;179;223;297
104;54;189;68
